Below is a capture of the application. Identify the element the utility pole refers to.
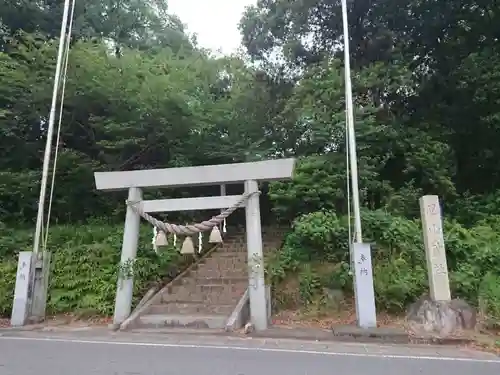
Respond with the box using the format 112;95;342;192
341;0;377;328
24;0;73;325
32;0;73;256
341;0;362;243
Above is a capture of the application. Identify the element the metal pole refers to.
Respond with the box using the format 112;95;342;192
341;0;363;243
32;0;72;255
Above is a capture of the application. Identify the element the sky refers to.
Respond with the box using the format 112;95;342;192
167;0;256;55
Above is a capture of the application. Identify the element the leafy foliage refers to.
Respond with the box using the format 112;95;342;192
266;209;500;321
0;222;182;317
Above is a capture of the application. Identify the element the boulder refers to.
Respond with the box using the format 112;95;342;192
244;322;254;334
322;288;344;311
406;296;476;336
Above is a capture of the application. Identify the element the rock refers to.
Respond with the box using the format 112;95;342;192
244;322;254;334
108;323;120;331
406;296;476;336
323;288;344;310
323;288;344;301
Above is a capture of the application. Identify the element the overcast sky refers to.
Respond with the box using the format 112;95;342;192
167;0;256;55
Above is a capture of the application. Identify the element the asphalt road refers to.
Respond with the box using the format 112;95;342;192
0;331;498;375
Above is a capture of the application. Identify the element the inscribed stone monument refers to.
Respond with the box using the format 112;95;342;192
419;195;451;301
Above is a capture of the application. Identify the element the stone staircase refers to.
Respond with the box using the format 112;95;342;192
125;228;284;330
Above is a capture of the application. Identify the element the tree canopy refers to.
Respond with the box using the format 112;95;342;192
0;0;499;224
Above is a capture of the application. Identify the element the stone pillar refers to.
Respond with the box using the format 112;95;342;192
30;251;52;323
244;180;267;331
419;195;451;301
352;242;377;328
113;187;142;326
11;251;34;326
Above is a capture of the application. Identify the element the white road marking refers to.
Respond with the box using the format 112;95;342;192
0;335;499;363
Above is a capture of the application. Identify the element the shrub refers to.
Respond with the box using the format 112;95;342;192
0;221;182;317
478;273;500;327
373;256;427;312
266;208;500;321
288;211;349;262
298;264;322;305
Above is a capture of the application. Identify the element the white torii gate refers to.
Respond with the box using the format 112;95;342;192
94;158;296;331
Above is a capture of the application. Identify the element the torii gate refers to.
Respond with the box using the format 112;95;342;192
94;158;296;331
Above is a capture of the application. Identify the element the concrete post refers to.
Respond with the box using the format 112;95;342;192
419;195;451;301
352;242;377;328
11;251;34;326
30;251;52;323
113;187;142;326
244;180;267;331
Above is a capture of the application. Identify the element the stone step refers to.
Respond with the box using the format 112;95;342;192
161;286;246;305
204;253;247;268
223;237;279;242
217;242;281;252
173;277;248;286
195;268;247;279
216;246;247;252
211;251;247;258
138;314;227;329
222;238;246;243
200;259;247;271
222;238;280;247
194;268;247;278
193;277;247;285
128;327;225;335
197;260;247;270
130;229;285;332
161;295;240;306
199;257;247;265
165;282;246;293
148;302;235;315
